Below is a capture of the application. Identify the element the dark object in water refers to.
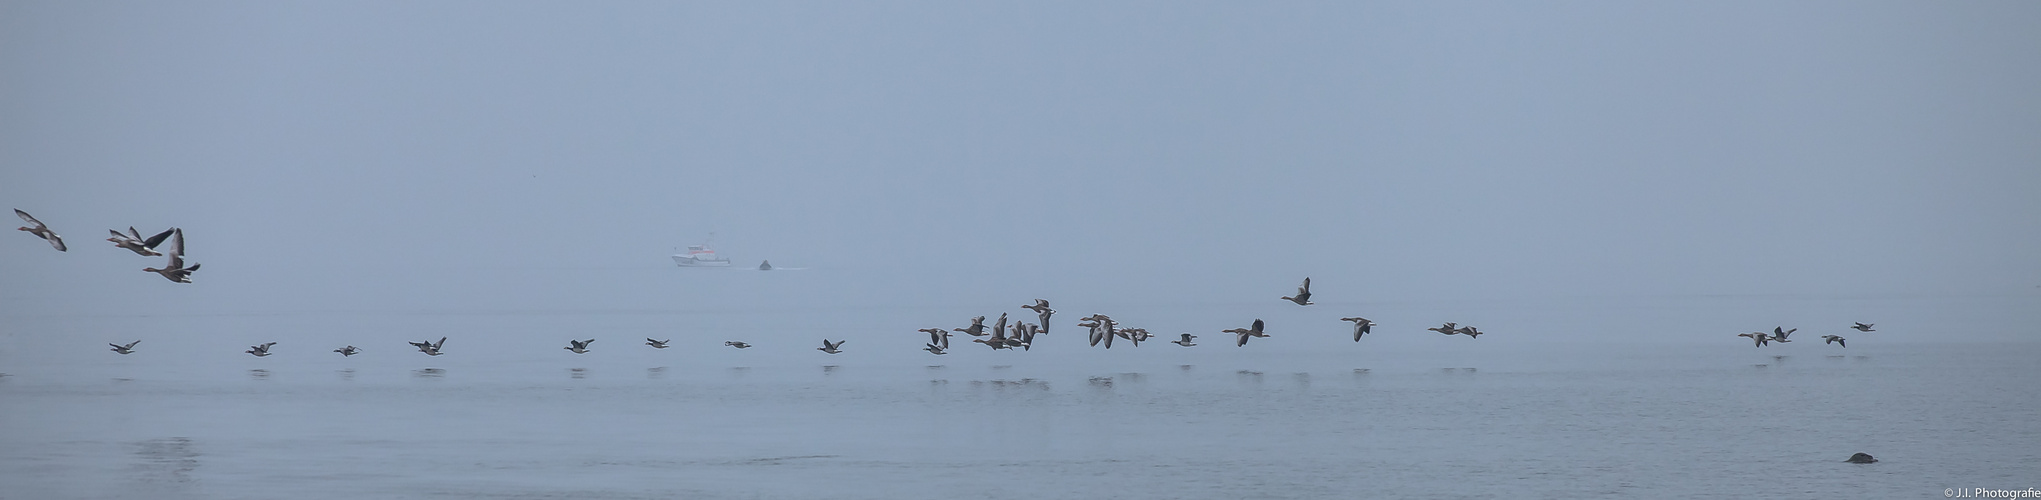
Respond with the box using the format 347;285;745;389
758;260;772;270
1845;453;1877;463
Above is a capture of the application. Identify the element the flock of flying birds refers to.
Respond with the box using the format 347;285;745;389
18;209;1877;359
16;209;201;283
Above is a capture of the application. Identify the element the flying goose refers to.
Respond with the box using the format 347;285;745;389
1771;327;1797;342
410;337;447;355
1172;333;1197;347
142;228;199;283
110;340;140;354
1281;278;1313;305
953;316;988;337
724;341;751;349
1023;299;1054;332
1018;323;1038;350
817;339;845;354
334;345;361;356
246;342;275;357
1737;332;1770;347
1822;335;1847;347
1455;326;1484;339
1427;322;1460;335
1851;323;1874;332
107;227;175;256
646;338;670;349
1224;319;1268;347
1341;317;1375;341
918;328;951;349
14;209;65;251
563;338;594;354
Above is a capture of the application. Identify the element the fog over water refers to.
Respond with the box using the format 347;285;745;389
4;1;2039;498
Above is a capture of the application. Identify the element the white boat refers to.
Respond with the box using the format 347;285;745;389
672;243;732;267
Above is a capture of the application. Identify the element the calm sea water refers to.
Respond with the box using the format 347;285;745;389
3;291;2038;499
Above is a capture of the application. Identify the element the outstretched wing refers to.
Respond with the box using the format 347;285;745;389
142;228;175;248
15;209;43;227
1251;319;1264;334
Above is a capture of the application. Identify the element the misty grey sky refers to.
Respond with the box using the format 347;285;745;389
4;1;2038;319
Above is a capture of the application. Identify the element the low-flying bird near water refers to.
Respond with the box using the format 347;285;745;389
1851;323;1875;332
1172;334;1197;347
646;338;670;349
1023;299;1054;332
1822;335;1847;347
110;340;140;355
1427;323;1460;335
724;341;751;349
817;339;845;354
142;228;200;283
1737;332;1771;347
411;337;447;356
563;339;594;354
14;209;65;251
1341;317;1375;341
106;227;175;256
1225;319;1268;347
333;345;360;356
954;316;988;337
923;343;946;355
1454;326;1485;339
919;328;951;349
246;342;275;357
1281;278;1313;306
1771;327;1796;343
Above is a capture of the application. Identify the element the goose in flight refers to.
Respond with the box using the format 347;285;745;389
953;316;988;337
1023;299;1054;332
1281;278;1313;306
817;339;845;354
107;227;175;256
1427;322;1460;335
246;342;275;357
1771;327;1797;342
1172;333;1197;347
14;209;65;251
918;328;951;349
646;338;670;349
1822;335;1847;347
724;341;752;349
563;338;594;354
1455;326;1485;339
142;228;199;283
1224;319;1268;347
1341;317;1375;341
923;343;947;355
410;337;447;355
334;345;361;356
974;325;1013;350
1851;323;1875;332
1018;322;1038;350
1737;332;1770;347
110;340;140;354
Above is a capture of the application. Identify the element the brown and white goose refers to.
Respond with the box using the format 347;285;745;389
142;228;199;283
1281;278;1313;306
14;209;65;251
107;227;175;256
1341;317;1375;341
